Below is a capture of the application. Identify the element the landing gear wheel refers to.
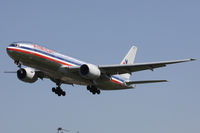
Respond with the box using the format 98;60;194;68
87;85;101;95
56;87;62;96
92;91;96;95
62;91;66;96
97;90;101;95
52;87;56;92
52;85;66;96
55;89;58;95
87;86;90;90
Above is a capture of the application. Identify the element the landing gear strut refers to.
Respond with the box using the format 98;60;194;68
87;85;101;95
14;60;21;68
52;83;66;96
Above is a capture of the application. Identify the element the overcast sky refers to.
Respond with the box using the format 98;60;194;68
0;0;199;133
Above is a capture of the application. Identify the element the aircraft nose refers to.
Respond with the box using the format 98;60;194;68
6;47;10;51
6;45;14;55
7;43;16;52
6;47;12;55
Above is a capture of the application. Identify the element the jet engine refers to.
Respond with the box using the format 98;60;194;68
80;64;101;79
17;67;38;83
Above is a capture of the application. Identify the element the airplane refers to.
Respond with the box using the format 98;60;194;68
6;41;195;96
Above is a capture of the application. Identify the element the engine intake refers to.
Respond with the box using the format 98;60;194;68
80;64;101;79
17;67;38;83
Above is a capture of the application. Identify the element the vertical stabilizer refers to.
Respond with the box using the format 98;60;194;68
120;46;137;80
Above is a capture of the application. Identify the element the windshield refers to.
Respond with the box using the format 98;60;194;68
9;43;20;47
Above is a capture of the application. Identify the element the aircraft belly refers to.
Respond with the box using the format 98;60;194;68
95;79;132;90
59;70;91;85
60;76;88;85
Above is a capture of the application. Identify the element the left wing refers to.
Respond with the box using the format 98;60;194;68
4;70;49;80
98;58;195;75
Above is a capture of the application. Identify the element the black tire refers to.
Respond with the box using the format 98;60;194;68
52;87;56;92
55;90;58;94
92;91;96;95
57;93;61;96
87;86;91;90
97;90;101;95
56;87;62;93
62;91;66;96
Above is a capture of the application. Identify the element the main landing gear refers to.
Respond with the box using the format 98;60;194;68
52;83;66;96
87;85;101;95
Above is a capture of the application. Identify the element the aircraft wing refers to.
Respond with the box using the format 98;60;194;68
4;70;49;79
99;58;195;75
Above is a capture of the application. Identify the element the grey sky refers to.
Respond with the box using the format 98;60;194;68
0;0;199;133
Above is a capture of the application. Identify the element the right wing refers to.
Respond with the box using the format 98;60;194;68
99;58;195;75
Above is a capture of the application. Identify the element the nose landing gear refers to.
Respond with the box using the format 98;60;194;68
14;60;21;68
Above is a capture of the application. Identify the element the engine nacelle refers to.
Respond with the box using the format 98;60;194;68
17;67;38;83
80;64;101;79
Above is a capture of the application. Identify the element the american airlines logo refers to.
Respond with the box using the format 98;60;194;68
33;44;54;54
123;59;128;64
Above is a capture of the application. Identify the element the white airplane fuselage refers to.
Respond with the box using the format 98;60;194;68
7;42;132;91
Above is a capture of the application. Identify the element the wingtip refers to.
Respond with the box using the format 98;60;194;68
190;58;196;61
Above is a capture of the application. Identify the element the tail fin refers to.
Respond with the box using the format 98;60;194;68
119;46;137;80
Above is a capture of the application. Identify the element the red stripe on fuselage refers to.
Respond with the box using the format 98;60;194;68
7;47;124;85
111;79;123;85
7;47;72;66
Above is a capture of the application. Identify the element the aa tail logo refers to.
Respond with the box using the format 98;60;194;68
123;59;128;64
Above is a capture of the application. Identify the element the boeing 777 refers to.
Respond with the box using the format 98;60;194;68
6;42;195;96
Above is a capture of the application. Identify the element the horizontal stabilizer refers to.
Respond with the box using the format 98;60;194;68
126;80;168;85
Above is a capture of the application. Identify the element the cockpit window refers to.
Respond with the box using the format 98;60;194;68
9;44;20;47
9;44;17;47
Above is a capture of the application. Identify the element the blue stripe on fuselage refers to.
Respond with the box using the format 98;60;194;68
112;75;125;82
20;46;82;66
